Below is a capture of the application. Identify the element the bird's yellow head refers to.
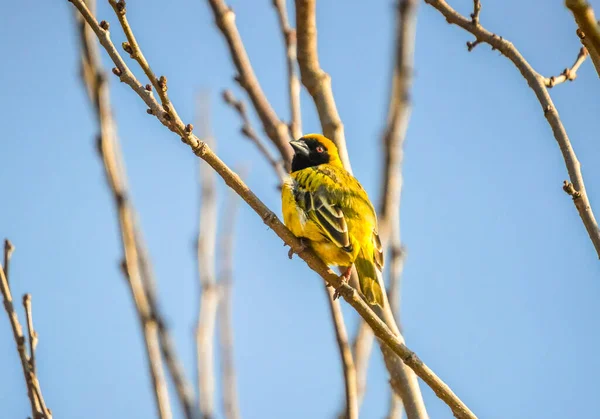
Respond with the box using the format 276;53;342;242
289;134;343;172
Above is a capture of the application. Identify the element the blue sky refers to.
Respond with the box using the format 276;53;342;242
2;0;600;418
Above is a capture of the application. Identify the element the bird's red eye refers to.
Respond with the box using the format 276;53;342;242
316;146;324;153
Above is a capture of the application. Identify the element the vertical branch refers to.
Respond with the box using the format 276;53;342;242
3;239;14;286
566;0;600;78
1;243;52;419
196;95;219;419
295;0;352;172
74;5;174;418
273;0;303;140
217;182;243;419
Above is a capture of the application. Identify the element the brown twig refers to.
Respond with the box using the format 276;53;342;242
222;90;287;183
74;4;177;418
470;0;481;25
195;94;219;419
1;245;52;419
577;28;600;77
544;47;588;87
3;239;14;286
566;0;600;78
425;0;600;260
272;0;303;140
295;0;352;172
68;2;477;416
217;182;243;419
206;0;293;167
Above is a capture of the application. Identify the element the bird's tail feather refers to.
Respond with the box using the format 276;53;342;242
354;248;384;307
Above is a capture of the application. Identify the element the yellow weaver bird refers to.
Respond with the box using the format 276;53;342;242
281;134;385;307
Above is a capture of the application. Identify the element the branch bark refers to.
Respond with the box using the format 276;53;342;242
67;2;477;417
566;0;600;78
425;0;600;260
206;0;293;167
543;47;588;88
295;0;352;172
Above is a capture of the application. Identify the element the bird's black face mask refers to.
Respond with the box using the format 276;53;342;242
290;138;330;172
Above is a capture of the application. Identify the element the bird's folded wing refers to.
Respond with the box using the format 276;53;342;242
297;187;351;251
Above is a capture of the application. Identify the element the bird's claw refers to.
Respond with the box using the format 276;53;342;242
288;238;307;259
332;266;353;300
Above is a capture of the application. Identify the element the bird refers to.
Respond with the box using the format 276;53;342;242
281;133;385;307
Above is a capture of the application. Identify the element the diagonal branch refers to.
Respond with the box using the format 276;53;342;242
273;0;303;140
425;0;600;260
222;90;287;184
543;47;588;88
576;28;600;77
206;0;293;167
566;0;600;79
67;2;477;417
295;0;352;172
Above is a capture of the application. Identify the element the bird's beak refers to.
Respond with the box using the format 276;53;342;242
290;140;310;157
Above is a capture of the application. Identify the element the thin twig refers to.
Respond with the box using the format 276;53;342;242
217;182;243;419
544;47;588;87
566;0;600;79
74;5;175;418
577;28;600;77
470;0;481;25
325;285;358;419
272;0;303;140
222;90;287;184
68;3;477;417
196;94;219;419
1;250;51;419
3;239;14;286
206;0;293;167
425;0;600;260
295;0;352;172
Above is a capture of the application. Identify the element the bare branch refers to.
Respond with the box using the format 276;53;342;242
217;183;243;419
544;47;588;87
295;0;352;172
222;90;287;184
206;0;293;167
1;246;51;419
325;286;358;419
74;5;176;418
470;0;481;25
425;0;600;260
68;3;477;417
273;0;303;140
3;239;14;286
566;0;600;78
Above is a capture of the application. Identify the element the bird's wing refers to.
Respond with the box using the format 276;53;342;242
372;230;384;271
295;185;352;251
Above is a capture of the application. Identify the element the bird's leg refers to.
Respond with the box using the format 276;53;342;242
332;266;353;300
288;237;308;259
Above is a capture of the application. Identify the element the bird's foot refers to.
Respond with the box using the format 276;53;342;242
287;238;308;259
332;266;353;300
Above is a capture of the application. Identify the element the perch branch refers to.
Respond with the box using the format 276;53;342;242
1;244;51;419
425;0;600;259
206;0;293;167
222;90;287;184
67;2;477;417
273;0;303;140
543;47;588;87
295;0;352;172
217;182;243;419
